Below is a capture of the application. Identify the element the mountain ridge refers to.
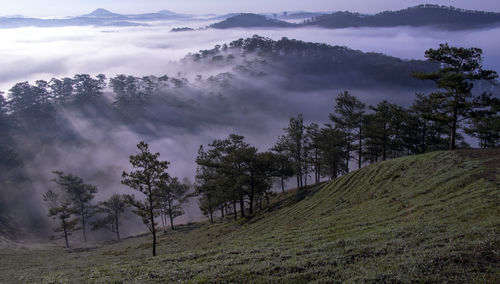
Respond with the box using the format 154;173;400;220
2;5;500;29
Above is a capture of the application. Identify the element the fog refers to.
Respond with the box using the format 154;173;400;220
2;22;500;91
1;21;499;240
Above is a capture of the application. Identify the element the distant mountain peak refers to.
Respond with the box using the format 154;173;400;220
84;8;121;18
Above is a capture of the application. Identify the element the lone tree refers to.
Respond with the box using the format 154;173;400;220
91;194;126;240
43;190;79;248
52;171;97;242
412;43;498;150
122;141;170;256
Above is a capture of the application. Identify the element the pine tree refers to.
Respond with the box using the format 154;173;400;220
122;141;170;256
91;194;125;240
412;43;498;150
43;190;79;248
52;171;97;242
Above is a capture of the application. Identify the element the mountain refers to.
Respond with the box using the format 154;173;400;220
82;8;124;18
0;9;192;28
210;13;296;29
2;5;499;29
207;5;500;30
306;4;500;29
2;150;498;281
0;16;146;28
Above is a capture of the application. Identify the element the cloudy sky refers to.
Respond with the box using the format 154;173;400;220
1;0;500;17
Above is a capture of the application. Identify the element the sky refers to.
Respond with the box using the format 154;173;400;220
1;0;500;17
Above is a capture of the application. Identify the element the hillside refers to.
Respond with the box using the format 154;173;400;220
208;5;500;30
209;13;295;29
184;35;437;89
1;149;498;282
307;5;500;29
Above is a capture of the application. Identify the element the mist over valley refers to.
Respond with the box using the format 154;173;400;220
0;3;499;282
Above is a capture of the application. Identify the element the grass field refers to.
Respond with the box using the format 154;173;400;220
1;149;499;283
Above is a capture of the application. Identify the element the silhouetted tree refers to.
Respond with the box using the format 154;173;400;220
159;177;190;230
319;124;347;179
412;43;498;150
329;91;365;171
195;145;219;223
72;74;107;104
466;94;500;148
122;141;170;256
49;77;74;104
91;194;125;240
270;142;294;192
43;190;79;248
283;114;305;188
306;123;322;184
52;171;97;242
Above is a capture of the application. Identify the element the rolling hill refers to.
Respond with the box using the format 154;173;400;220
209;5;500;30
209;13;295;29
1;149;498;282
306;4;500;29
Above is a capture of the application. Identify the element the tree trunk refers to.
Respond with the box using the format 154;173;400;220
239;197;245;218
233;200;237;221
304;170;308;188
315;148;319;184
115;213;120;240
169;213;174;230
421;122;427;153
149;186;157;257
450;106;458;150
81;205;87;242
383;123;387;160
358;125;362;169
168;200;174;230
249;175;254;215
346;140;350;173
62;218;69;248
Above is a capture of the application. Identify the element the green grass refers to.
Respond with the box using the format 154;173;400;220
1;150;499;283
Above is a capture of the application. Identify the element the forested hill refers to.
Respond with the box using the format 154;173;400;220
184;35;437;89
307;5;500;29
209;14;295;29
210;5;500;30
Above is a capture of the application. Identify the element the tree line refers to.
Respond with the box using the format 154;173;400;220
43;142;189;256
192;43;499;224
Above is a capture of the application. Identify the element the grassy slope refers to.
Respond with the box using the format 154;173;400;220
1;150;499;283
